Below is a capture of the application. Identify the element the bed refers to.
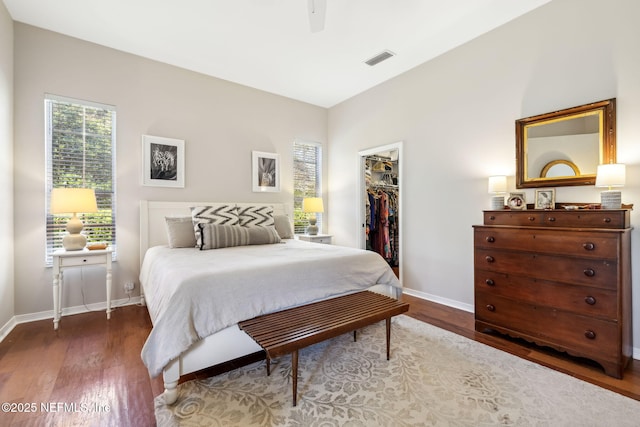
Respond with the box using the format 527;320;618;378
139;200;402;404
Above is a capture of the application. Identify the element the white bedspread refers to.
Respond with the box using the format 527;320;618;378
140;239;401;377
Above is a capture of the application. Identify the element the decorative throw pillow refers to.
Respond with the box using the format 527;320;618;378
191;205;239;247
199;223;281;250
237;205;275;227
165;216;197;248
273;214;294;239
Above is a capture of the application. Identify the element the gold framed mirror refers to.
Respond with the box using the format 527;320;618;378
515;98;616;188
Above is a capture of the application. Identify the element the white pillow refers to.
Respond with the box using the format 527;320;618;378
273;214;294;239
165;216;196;248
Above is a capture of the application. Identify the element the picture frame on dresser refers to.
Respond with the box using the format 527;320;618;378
507;193;526;210
534;189;555;209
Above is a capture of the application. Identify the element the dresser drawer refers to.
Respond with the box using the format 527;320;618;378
475;292;619;361
59;254;108;267
474;227;620;259
474;269;617;320
474;248;618;289
484;210;628;229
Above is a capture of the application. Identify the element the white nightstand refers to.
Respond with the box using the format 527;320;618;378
297;234;333;244
52;248;113;330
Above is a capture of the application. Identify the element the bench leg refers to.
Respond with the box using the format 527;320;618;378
292;350;299;406
353;330;357;342
266;356;271;376
386;317;391;360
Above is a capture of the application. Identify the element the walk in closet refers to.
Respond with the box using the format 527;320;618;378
359;142;402;280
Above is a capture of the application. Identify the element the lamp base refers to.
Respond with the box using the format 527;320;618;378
63;214;87;250
63;233;87;251
601;190;622;209
490;195;505;210
306;216;319;235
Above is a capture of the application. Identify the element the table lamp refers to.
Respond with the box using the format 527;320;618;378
488;176;507;210
302;197;324;235
596;164;625;209
51;188;98;250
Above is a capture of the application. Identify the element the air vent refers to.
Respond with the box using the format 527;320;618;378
365;50;395;66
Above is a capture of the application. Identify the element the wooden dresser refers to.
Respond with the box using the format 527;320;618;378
473;209;632;378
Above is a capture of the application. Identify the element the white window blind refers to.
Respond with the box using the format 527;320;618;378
45;95;117;265
293;140;322;234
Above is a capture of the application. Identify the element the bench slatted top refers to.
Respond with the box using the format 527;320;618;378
239;290;408;358
239;290;409;406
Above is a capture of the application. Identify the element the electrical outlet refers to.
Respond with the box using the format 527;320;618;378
124;282;135;294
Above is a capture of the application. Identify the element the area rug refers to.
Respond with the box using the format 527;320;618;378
155;315;640;426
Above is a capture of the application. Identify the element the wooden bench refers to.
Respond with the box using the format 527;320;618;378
238;290;409;406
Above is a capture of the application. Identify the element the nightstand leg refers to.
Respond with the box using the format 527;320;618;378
105;262;112;320
53;271;60;330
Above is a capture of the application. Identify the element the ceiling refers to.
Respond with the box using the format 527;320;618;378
4;0;551;108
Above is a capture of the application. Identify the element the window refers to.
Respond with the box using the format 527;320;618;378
45;95;116;264
293;140;322;234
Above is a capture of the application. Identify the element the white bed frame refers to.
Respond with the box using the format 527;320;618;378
139;200;397;404
140;200;291;404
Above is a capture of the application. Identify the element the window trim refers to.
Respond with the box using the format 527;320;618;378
293;139;323;234
44;94;117;265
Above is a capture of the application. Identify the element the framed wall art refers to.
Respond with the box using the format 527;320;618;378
142;135;185;188
252;151;280;192
534;189;555;209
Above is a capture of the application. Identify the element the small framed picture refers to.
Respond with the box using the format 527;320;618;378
507;193;526;210
142;135;185;188
534;189;556;209
252;151;280;192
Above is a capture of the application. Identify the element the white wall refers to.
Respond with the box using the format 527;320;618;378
12;24;327;315
0;1;14;332
328;0;640;346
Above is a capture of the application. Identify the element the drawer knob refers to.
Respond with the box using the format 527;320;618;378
489;215;496;220
528;216;535;221
583;269;595;277
584;296;596;305
485;236;495;243
603;217;612;223
547;216;556;222
485;256;495;263
486;304;495;312
582;242;595;251
82;259;88;263
485;279;495;286
584;330;596;340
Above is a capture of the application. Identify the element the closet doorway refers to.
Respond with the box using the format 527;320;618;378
358;142;403;284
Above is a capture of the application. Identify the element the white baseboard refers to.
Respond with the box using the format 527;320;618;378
402;287;640;361
403;287;474;313
0;296;143;343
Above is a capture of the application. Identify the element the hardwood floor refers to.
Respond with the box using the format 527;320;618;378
0;294;638;426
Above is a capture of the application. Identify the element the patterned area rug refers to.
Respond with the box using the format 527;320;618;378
155;315;640;426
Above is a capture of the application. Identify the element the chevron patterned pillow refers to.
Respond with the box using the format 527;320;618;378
191;205;239;247
237;205;275;227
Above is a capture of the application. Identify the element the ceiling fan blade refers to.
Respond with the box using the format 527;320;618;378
307;0;327;33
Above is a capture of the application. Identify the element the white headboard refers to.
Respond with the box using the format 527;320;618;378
140;200;290;265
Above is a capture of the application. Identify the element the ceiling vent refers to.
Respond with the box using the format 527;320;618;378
365;50;395;66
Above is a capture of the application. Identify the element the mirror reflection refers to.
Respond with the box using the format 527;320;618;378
516;99;616;188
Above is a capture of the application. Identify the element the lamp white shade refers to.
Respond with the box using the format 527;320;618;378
51;188;98;250
487;176;507;194
595;164;626;188
302;197;324;213
51;188;98;214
